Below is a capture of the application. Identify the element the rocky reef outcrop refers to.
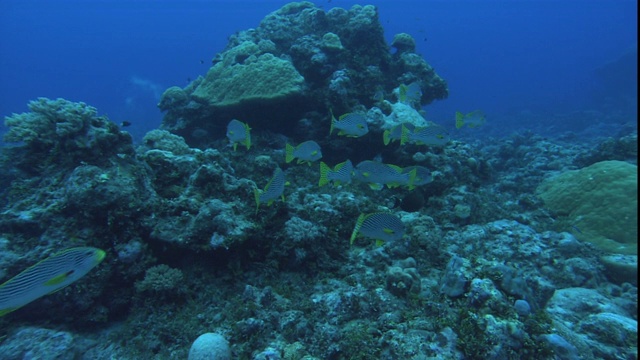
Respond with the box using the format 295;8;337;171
158;2;448;146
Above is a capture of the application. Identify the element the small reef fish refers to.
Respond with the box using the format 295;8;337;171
285;140;322;165
350;212;405;246
353;160;416;190
455;110;486;129
371;89;385;102
383;122;416;146
253;167;286;211
402;165;433;186
329;109;369;138
226;119;251;151
401;124;450;147
319;160;353;187
398;82;422;105
120;121;132;127
0;247;106;316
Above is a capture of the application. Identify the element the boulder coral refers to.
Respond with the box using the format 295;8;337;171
537;160;638;254
192;53;305;109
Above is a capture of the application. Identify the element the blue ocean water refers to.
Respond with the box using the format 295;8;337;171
1;0;636;141
0;1;637;359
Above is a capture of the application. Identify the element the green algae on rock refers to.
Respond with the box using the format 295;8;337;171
192;53;305;109
537;160;638;255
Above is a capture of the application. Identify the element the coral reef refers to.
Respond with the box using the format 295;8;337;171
0;2;637;360
158;2;448;146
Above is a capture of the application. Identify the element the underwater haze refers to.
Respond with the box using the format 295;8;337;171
0;0;637;140
0;1;638;359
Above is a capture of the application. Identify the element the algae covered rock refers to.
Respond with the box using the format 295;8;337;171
192;53;304;109
3;97;134;169
4;97;97;145
537;160;637;254
391;32;416;53
158;86;189;111
321;32;344;52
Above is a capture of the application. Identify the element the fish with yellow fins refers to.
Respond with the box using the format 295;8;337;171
319;160;353;187
0;247;106;316
253;167;286;212
285;140;322;165
226;119;251;150
350;212;405;247
353;160;417;190
455;110;486;129
382;122;415;146
398;82;422;105
402;165;433;186
400;123;450;147
329;109;369;138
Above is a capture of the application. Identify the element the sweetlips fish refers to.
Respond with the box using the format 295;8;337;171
0;247;106;316
350;212;405;247
253;167;286;211
285;140;322;165
226;119;251;151
319;160;353;187
353;160;416;190
383;122;415;146
329;109;369;138
401;123;450;147
455;110;486;129
398;82;422;105
402;165;433;186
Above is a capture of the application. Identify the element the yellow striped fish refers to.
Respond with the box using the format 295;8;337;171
285;140;322;165
0;247;106;316
319;160;353;187
350;212;405;247
226;119;252;151
253;167;286;211
329;109;369;138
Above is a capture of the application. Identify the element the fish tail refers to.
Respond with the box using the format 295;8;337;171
285;143;295;163
400;124;411;145
329;108;337;135
382;130;391;145
455;111;465;129
318;161;331;187
399;84;407;103
406;168;417;190
350;213;366;245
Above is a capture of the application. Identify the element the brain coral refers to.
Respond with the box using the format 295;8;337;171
537;160;637;254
